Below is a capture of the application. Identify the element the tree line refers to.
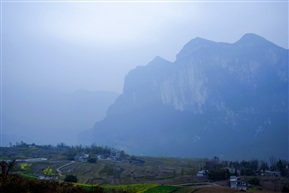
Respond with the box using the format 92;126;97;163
2;141;128;161
204;156;289;180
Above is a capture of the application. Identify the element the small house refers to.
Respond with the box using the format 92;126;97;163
78;153;90;162
196;170;206;177
229;176;247;190
230;176;238;188
265;170;281;177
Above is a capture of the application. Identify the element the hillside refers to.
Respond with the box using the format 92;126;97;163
80;33;288;160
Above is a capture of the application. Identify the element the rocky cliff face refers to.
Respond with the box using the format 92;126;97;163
81;33;288;160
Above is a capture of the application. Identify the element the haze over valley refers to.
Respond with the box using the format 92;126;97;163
1;1;288;161
2;87;118;145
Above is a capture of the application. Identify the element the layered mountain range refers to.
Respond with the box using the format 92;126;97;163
80;33;288;160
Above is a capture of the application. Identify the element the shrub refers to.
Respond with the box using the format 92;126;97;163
64;175;78;183
208;168;230;181
248;177;260;185
43;167;53;176
282;185;289;192
87;158;97;163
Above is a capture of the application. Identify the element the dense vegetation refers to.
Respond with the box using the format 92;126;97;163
0;174;105;193
204;156;289;180
0;174;187;193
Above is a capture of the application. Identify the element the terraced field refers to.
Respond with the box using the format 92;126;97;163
12;156;288;193
57;161;105;183
19;161;69;178
16;156;205;185
3;144;288;193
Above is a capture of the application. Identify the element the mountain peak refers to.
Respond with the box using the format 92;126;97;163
147;56;171;67
236;33;270;46
187;36;215;46
150;56;165;63
176;37;216;60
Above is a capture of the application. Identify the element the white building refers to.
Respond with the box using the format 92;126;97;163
196;170;206;177
229;176;247;190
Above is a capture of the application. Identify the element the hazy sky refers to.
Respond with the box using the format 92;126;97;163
2;0;288;93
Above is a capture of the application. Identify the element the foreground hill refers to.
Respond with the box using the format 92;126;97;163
81;33;288;160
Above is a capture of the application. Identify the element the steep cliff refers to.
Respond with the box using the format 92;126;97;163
81;33;288;160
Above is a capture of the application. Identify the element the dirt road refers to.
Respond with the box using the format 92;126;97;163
56;161;75;176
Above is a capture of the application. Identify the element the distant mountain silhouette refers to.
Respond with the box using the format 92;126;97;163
2;86;118;146
81;33;288;160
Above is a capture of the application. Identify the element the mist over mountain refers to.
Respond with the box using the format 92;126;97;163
2;86;118;146
80;33;288;160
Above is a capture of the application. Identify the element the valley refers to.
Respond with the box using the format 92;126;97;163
2;1;288;192
1;143;289;193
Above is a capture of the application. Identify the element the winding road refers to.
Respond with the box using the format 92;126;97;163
56;161;75;176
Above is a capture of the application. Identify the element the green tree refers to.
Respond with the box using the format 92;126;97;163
277;160;287;176
119;150;127;159
260;161;269;171
66;151;76;161
87;158;97;163
0;160;16;175
208;168;230;181
250;160;259;171
64;175;78;183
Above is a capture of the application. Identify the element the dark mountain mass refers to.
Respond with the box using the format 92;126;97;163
81;33;288;160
